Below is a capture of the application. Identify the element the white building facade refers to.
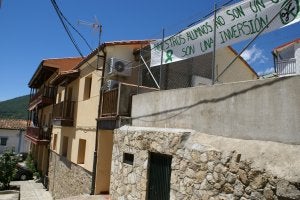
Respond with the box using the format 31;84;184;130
0;119;30;154
273;38;300;76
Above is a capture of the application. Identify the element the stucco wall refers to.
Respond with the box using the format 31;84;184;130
216;47;257;83
132;76;300;144
295;42;300;74
39;104;53;127
76;71;100;127
51;126;96;172
95;130;114;194
19;130;30;153
0;129;29;153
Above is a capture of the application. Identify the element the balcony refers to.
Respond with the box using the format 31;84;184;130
98;83;157;129
52;100;75;126
25;126;51;145
101;88;119;117
29;86;56;110
275;58;297;76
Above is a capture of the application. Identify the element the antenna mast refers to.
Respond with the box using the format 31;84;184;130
78;16;103;70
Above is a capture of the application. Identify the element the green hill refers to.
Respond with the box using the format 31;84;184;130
0;95;29;120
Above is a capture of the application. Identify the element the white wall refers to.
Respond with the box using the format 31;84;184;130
0;129;30;154
295;43;300;74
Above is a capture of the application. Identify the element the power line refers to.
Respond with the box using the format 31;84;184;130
50;0;105;75
50;0;85;57
59;12;93;51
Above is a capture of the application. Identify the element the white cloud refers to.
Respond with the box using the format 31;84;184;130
241;45;268;64
257;67;275;76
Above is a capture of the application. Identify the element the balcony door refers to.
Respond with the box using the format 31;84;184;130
65;87;73;118
67;87;73;101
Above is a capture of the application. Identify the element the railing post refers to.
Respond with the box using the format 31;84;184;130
275;59;296;76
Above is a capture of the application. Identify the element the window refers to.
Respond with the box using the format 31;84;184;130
77;139;86;164
123;153;134;165
67;87;73;101
0;137;8;146
83;76;92;100
62;136;69;157
52;134;57;150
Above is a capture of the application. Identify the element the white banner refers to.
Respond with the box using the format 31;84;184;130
150;0;300;67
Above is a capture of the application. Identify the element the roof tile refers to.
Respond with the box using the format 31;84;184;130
43;57;84;72
0;119;27;130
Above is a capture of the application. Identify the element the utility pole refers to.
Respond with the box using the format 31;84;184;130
78;16;103;195
159;28;165;90
211;3;217;85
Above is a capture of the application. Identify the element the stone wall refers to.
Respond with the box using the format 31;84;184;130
48;151;92;199
110;126;300;200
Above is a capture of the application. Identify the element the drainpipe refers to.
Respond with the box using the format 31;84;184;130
45;84;57;190
91;47;106;195
17;129;22;153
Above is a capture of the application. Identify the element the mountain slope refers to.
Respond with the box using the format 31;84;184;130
0;95;29;120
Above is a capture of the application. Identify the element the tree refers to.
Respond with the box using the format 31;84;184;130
0;151;18;190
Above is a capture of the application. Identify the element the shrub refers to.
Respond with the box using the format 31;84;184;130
25;153;37;173
24;153;42;180
0;151;18;190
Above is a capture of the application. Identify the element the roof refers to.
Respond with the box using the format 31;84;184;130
228;46;258;78
28;57;83;88
74;40;153;69
50;69;79;86
42;57;83;72
0;119;27;130
273;38;300;52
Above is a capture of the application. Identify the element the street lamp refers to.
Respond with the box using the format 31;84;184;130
42;125;48;133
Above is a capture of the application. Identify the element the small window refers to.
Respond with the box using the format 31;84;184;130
62;136;69;157
83;76;92;100
123;153;134;165
52;134;57;150
0;138;8;146
77;139;86;164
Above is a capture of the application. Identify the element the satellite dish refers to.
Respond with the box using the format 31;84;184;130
114;61;125;72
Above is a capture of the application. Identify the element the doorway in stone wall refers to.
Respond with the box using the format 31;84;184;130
147;152;172;200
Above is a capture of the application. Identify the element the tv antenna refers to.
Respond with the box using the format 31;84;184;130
78;16;103;70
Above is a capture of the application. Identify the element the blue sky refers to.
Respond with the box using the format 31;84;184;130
0;0;299;101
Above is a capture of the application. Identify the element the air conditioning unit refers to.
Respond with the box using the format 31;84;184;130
106;80;119;91
107;58;132;77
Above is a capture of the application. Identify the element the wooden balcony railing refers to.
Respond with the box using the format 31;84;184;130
52;100;75;126
275;59;297;76
29;86;56;110
102;88;118;116
26;126;51;143
100;83;158;118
